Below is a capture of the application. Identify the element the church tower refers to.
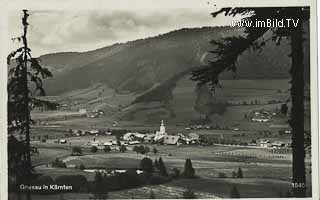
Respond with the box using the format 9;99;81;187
159;120;166;135
154;120;167;141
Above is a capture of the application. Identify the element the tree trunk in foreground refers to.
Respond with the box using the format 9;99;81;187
290;16;306;197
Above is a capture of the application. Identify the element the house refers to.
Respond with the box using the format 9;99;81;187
285;130;291;134
104;141;113;146
89;130;99;135
185;133;200;144
79;109;87;114
252;118;270;123
87;112;98;118
91;142;99;147
271;141;286;148
129;141;140;145
105;132;112;135
188;133;200;140
256;139;271;148
123;133;145;141
144;134;155;143
59;139;67;144
163;135;180;145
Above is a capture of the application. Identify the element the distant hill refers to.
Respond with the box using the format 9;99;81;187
40;26;299;98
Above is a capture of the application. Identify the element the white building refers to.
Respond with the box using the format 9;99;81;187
123;132;145;141
154;120;167;141
79;109;87;114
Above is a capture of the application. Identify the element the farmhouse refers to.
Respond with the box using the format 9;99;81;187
256;139;271;148
271;141;286;148
144;134;155;143
129;141;140;145
185;133;200;144
104;141;113;146
59;139;67;144
163;135;181;145
123;132;145;141
78;109;87;114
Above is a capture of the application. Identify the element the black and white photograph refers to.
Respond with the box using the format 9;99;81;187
2;0;319;199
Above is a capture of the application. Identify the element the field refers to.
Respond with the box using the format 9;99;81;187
29;138;312;199
22;78;312;199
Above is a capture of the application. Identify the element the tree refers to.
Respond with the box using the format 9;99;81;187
230;185;240;198
72;146;82;156
133;146;139;154
119;145;127;153
183;158;195;178
281;103;288;115
158;157;168;177
93;171;108;199
144;146;150;154
152;147;158;155
237;167;243;178
154;159;159;170
79;164;85;170
91;146;98;153
183;189;197;199
191;7;309;197
194;84;214;120
140;157;154;173
103;146;111;153
7;10;58;200
51;158;67;168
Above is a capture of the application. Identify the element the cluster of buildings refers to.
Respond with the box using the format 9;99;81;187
250;110;275;123
87;120;201;148
122;120;200;146
256;138;290;148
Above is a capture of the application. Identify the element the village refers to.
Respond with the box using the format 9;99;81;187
45;118;291;151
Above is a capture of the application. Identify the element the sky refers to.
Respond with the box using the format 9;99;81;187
8;8;239;57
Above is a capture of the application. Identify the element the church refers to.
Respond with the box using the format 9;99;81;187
154;120;167;141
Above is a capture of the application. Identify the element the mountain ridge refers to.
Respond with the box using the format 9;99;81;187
39;26;299;100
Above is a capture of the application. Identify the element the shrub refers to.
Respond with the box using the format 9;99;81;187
152;147;158;155
51;158;66;168
91;146;98;153
172;168;180;179
232;171;237;178
140;157;154;173
103;146;111;153
79;164;85;170
119;145;127;152
133;146;140;154
41;138;46;143
183;189;196;199
72;146;82;156
144;146;150;154
218;172;227;178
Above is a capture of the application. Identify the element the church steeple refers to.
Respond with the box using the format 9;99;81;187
154;119;167;142
159;120;166;134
